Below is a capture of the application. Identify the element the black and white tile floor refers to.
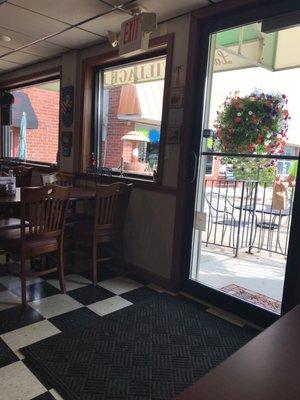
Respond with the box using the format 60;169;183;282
0;266;162;400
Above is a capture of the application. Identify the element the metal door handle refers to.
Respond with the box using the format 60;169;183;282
190;151;198;183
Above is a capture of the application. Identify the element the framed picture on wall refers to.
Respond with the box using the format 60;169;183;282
62;86;74;128
61;131;73;157
169;86;184;108
166;124;181;144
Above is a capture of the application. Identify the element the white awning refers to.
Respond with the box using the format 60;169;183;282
214;24;300;73
118;80;164;125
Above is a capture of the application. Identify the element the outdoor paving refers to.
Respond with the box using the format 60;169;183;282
197;246;285;303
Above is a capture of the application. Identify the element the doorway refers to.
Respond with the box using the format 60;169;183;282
182;3;300;325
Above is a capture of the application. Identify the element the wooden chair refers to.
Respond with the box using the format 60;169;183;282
92;182;132;284
0;185;70;305
40;172;89;222
40;172;93;270
40;172;73;187
12;166;33;187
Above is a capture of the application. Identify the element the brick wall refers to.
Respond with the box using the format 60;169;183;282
101;86;135;168
12;86;59;164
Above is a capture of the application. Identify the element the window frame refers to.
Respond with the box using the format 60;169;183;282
80;34;174;187
0;67;61;169
93;51;167;181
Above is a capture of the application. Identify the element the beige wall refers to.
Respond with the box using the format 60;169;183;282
0;14;191;286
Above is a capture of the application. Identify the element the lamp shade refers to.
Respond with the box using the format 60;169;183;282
121;130;150;142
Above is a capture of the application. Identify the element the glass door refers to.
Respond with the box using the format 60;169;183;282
186;16;300;323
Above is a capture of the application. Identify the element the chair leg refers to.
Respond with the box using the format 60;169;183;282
58;245;66;294
92;241;98;285
20;253;27;306
118;238;126;274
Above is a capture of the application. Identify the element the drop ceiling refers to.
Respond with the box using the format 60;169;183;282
0;0;221;74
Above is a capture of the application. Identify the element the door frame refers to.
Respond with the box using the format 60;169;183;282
172;0;300;327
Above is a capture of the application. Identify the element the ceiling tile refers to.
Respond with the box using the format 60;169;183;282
1;51;43;64
104;0;133;5
0;3;69;39
46;28;105;49
79;10;130;36
23;41;69;57
0;45;12;56
138;0;210;22
0;59;21;70
0;27;40;49
8;0;113;25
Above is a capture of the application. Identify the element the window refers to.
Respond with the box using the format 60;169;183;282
205;155;214;175
94;55;166;179
277;146;299;176
1;78;60;164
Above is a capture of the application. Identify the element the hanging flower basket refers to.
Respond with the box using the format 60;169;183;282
214;91;290;155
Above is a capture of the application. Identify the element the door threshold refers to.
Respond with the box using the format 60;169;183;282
180;291;264;331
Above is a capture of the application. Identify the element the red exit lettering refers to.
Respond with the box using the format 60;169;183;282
123;17;139;44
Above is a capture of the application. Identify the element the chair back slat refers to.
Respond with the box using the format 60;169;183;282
21;186;70;240
94;183;132;233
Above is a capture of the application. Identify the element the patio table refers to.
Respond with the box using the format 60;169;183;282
239;204;291;255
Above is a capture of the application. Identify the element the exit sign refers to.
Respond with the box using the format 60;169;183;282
119;13;157;56
123;16;140;45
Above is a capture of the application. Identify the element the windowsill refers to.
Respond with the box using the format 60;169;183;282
0;158;58;171
81;170;155;183
76;171;177;194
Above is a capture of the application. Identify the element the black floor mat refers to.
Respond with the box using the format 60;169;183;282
21;294;257;400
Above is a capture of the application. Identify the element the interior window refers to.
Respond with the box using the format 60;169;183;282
2;78;60;164
94;55;166;179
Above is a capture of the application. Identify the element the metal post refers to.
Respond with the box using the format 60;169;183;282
235;180;245;257
248;181;258;253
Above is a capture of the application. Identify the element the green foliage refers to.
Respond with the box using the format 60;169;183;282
214;91;289;155
228;158;276;187
214;91;290;187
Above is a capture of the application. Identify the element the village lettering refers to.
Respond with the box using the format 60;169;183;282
214;49;232;67
104;59;166;87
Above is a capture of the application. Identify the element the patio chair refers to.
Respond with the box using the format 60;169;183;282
205;192;237;249
253;189;293;256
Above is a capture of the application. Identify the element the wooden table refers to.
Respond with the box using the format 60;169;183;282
177;304;300;400
0;186;96;204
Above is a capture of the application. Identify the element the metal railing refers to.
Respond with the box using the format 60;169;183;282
203;179;294;257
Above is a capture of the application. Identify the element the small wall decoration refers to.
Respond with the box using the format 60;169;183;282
167;124;181;144
170;86;184;108
61;131;73;157
61;86;74;128
173;65;184;87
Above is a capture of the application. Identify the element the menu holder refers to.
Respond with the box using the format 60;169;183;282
0;176;16;196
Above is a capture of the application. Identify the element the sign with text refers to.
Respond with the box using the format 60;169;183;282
104;57;166;87
119;13;156;56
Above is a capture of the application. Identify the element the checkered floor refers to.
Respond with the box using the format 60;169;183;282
0;266;163;400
